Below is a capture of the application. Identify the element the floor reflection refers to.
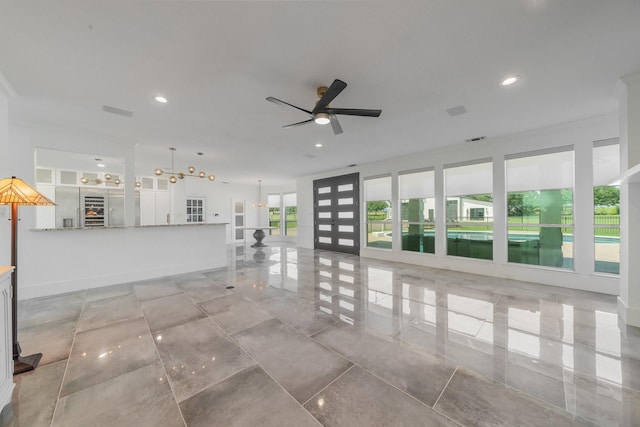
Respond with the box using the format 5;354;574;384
229;243;639;425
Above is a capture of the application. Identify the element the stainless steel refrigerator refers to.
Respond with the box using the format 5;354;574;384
54;187;126;227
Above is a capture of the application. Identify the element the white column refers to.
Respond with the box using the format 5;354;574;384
616;71;640;327
573;142;593;274
492;155;506;264
391;171;401;252
0;71;15;266
434;164;445;256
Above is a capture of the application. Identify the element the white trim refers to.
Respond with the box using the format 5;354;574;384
362;246;619;295
617;296;640;327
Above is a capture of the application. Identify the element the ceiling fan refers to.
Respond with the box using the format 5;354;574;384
266;79;381;135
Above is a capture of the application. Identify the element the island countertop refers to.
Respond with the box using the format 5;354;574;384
31;222;229;232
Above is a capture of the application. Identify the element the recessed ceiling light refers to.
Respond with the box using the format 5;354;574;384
315;143;323;148
155;96;168;103
97;163;105;168
501;75;520;86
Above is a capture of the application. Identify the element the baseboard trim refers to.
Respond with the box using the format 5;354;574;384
617;296;640;327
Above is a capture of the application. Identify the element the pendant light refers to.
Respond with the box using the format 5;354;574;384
252;180;267;208
154;148;215;183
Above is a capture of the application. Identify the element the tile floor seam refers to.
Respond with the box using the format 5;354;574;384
152;315;259;404
353;360;457;414
499;374;587;421
305;319;339;338
206;313;324;425
137;289;189;427
432;365;458;409
256;300;339;338
300;363;356;407
173;362;259;406
48;288;87;427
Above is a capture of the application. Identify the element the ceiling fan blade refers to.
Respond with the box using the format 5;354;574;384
324;108;382;117
330;115;343;135
312;79;347;114
283;118;314;128
266;97;312;115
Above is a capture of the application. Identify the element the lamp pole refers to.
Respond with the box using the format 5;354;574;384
0;176;52;374
10;203;19;360
11;201;43;375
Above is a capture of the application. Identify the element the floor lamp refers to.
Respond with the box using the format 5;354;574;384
0;176;55;375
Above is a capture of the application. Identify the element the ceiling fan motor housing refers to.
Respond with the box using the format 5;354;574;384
317;86;328;98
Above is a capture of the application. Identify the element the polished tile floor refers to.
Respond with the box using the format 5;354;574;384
5;243;640;426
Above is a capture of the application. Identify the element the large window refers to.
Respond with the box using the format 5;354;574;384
399;169;435;253
444;161;493;260
268;194;281;236
283;193;297;236
506;148;574;269
365;176;392;249
593;141;620;274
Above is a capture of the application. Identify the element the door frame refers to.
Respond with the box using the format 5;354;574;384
313;173;360;255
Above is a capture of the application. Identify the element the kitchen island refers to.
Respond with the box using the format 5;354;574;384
21;223;228;299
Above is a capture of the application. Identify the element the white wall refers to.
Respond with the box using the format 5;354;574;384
6;122;233;299
0;83;9;267
177;178;295;244
298;114;620;295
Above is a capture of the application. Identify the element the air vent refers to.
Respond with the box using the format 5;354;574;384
465;136;487;143
446;105;468;117
102;105;133;118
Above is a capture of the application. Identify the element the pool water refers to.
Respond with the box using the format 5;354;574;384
390;231;619;244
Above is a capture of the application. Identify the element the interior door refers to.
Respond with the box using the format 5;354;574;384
314;173;360;255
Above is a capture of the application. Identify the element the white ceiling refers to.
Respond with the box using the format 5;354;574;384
1;1;639;185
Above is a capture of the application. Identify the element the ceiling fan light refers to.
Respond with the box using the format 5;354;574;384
314;113;330;125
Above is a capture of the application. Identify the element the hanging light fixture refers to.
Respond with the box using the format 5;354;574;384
80;174;122;186
154;148;215;183
252;180;268;208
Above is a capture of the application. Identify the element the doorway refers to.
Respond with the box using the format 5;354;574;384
313;173;360;255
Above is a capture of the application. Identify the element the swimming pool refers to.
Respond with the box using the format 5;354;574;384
391;231;619;244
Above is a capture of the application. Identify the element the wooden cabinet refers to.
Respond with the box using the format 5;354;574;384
0;267;14;413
